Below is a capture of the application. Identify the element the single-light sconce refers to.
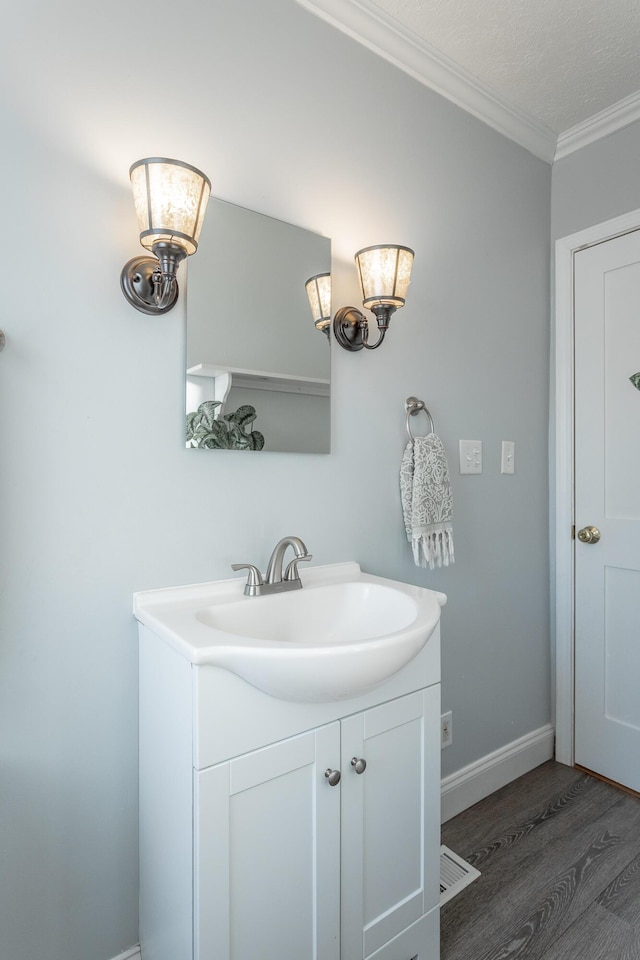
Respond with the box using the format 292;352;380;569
306;244;414;351
120;157;211;315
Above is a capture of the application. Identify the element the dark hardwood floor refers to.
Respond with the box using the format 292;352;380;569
441;760;640;959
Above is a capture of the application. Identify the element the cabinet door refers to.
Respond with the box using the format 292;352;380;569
195;723;341;960
340;688;440;959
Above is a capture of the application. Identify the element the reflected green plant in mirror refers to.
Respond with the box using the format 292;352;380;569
186;401;265;450
630;373;640;391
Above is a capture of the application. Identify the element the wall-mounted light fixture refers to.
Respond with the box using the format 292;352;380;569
120;157;211;316
306;244;414;351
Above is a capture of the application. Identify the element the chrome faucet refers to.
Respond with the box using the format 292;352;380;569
232;536;312;597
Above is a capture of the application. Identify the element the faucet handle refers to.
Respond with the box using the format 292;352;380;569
284;555;313;581
231;563;264;596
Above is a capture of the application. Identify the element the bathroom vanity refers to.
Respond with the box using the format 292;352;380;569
134;562;444;960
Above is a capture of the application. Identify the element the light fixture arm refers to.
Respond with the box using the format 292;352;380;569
121;255;180;315
120;240;189;315
332;304;395;351
152;268;176;309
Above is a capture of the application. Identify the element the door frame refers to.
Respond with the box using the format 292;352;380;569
554;206;640;766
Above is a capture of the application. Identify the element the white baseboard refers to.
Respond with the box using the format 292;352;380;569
111;948;140;960
441;723;555;823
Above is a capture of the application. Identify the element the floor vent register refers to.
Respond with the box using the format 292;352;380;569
440;845;481;905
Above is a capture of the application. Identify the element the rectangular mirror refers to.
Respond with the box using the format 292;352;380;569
186;199;331;454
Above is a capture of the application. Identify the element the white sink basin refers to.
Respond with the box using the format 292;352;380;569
134;562;446;702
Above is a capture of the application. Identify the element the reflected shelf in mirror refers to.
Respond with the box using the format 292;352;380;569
187;363;329;405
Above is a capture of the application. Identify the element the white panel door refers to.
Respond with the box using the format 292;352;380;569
574;229;640;790
194;723;341;960
340;688;440;960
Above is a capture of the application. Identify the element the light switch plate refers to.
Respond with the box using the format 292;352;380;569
459;440;482;474
501;440;515;474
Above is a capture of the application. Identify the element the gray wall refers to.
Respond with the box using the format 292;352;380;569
552;123;640;241
0;1;551;957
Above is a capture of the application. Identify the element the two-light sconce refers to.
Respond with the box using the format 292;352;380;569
305;244;414;351
120;156;414;351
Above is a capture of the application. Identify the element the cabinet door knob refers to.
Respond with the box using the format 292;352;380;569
324;768;341;786
350;757;367;774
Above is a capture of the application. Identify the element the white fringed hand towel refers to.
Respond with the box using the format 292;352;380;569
400;434;454;570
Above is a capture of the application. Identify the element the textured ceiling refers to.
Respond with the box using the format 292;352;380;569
370;0;640;134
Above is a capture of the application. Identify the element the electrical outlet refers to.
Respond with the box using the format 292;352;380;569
441;711;453;749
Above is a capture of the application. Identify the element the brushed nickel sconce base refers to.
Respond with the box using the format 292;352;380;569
120;256;179;316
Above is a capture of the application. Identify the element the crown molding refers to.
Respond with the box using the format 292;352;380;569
555;89;640;160
293;0;557;163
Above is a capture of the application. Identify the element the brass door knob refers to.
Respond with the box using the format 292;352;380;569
577;525;601;544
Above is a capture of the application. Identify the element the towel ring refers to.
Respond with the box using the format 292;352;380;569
405;396;435;440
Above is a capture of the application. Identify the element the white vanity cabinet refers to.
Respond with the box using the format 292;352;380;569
193;688;440;960
135;566;443;960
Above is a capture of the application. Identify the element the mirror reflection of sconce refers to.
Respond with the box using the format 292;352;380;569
120;157;211;316
304;273;332;338
305;244;414;351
